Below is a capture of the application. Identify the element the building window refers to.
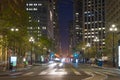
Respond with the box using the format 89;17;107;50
38;27;40;29
26;3;28;6
34;4;37;6
38;20;40;22
26;8;28;11
38;3;42;6
75;27;79;29
29;20;32;22
29;3;33;6
42;26;46;30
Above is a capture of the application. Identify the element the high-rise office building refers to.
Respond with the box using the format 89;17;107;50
73;0;83;48
26;0;60;52
26;0;55;41
52;0;60;53
106;0;120;27
73;0;105;53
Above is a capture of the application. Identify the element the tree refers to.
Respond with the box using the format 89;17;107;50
105;32;119;59
0;0;30;57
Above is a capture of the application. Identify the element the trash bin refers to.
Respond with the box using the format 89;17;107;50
9;63;13;70
98;59;103;67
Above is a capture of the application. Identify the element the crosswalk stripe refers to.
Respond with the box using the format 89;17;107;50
38;71;48;75
10;72;23;76
102;71;117;76
71;68;81;75
39;68;68;75
23;72;34;76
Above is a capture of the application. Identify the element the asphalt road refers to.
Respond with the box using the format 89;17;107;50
0;62;120;80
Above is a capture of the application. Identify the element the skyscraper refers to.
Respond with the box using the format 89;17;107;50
106;0;120;27
26;0;60;52
73;0;105;54
73;0;83;48
26;0;54;41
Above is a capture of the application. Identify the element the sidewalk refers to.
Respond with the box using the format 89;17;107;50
90;63;120;73
0;65;32;76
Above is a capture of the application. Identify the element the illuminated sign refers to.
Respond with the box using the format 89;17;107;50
118;46;120;67
10;56;17;67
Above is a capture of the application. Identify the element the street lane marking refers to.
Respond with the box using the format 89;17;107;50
39;71;48;75
48;69;67;75
71;68;81;75
94;72;108;80
101;71;117;76
10;72;23;76
23;72;34;76
39;68;67;75
82;71;94;80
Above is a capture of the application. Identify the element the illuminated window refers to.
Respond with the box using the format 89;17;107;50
34;4;37;6
29;17;31;19
53;6;55;9
26;3;28;6
84;36;87;38
85;29;87;31
88;5;91;7
75;27;79;29
38;3;42;6
102;27;105;29
103;42;105;44
29;3;33;6
102;39;105;41
91;28;94;31
76;20;79;22
76;13;79;15
42;27;46;30
99;28;101;30
29;8;33;11
30;27;32;29
38;27;40;29
26;8;28;11
38;20;40;22
29;20;32;22
92;32;94;34
34;8;38;11
53;22;55;24
92;36;94;38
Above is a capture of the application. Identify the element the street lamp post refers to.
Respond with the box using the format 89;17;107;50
29;37;34;65
10;28;19;55
43;47;47;55
93;37;99;58
109;24;117;67
86;43;91;59
82;47;85;63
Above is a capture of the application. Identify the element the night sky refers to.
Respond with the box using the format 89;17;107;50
58;0;73;54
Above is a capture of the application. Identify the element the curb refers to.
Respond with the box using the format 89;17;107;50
91;64;120;74
0;66;32;77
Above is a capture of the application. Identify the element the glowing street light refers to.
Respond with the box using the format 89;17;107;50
109;24;117;67
29;37;35;65
93;37;99;58
86;43;91;58
10;28;19;55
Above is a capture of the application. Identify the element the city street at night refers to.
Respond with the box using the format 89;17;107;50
0;62;120;80
1;0;120;80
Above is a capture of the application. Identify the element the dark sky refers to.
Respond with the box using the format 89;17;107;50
58;0;73;54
